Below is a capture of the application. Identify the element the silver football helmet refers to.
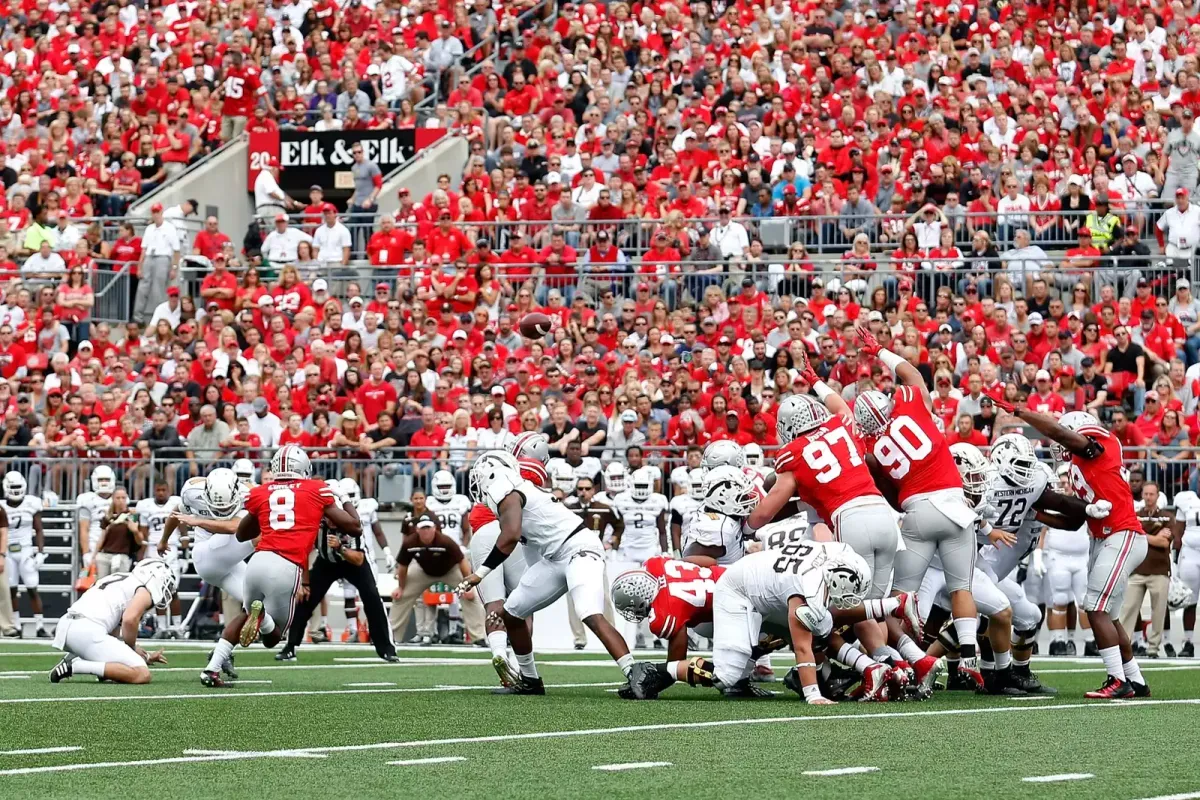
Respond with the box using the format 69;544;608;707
3;471;26;503
508;431;550;465
431;470;456;501
232;458;256;484
339;477;361;507
776;395;831;444
950;443;993;505
1054;411;1102;461
743;442;765;467
270;444;311;479
821;543;871;610
132;558;179;609
990;434;1039;488
610;568;659;623
550;461;577;495
853;390;894;437
703;440;746;469
604;462;627;495
631;468;654;500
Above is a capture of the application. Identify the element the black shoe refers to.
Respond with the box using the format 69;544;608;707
510;675;545;695
574;642;586;650
624;661;663;700
310;629;329;644
784;667;802;696
1084;641;1100;657
717;678;774;699
1010;665;1057;695
814;663;859;700
472;639;487;648
1067;640;1079;656
1182;642;1195;658
652;639;664;650
381;654;400;663
1131;681;1151;697
35;627;49;639
49;655;74;683
199;670;227;688
1164;643;1177;657
945;664;974;691
1147;651;1159;659
1;628;19;638
981;668;1026;696
1048;640;1065;656
1132;642;1147;656
1030;641;1039;655
274;648;296;662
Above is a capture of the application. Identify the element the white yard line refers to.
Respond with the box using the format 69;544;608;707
802;767;880;776
592;762;672;772
0;747;82;756
0;676;29;680
1130;792;1200;800
1023;774;1095;783
388;756;467;766
183;749;326;759
344;682;396;687
1037;665;1200;674
1007;696;1056;701
228;680;272;685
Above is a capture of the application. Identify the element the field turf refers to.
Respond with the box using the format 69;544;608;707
1;641;1199;799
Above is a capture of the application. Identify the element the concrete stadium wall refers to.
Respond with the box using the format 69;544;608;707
130;139;253;241
377;136;469;218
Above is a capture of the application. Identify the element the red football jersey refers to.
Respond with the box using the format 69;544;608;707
774;416;882;524
644;557;725;639
1064;425;1145;539
865;386;962;506
245;479;336;567
466;459;547;528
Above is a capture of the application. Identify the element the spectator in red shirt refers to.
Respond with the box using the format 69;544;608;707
1026;369;1067;414
947;414;989;446
199;256;237;312
407;406;446;489
192;216;231;261
355;361;398;428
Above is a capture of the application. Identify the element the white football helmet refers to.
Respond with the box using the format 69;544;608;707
132;558;179;609
1054;411;1102;461
822;543;871;610
990;434;1039;488
270;444;311;479
508;431;550;465
339;477;361;507
610;568;659;623
550;461;577;495
950;443;993;505
1169;575;1193;610
701;465;756;517
432;470;456;501
604;462;627;495
41;490;59;508
204;468;242;519
743;442;765;467
853;390;894;437
631;467;654;500
469;451;520;503
703;439;745;469
776;395;831;443
91;465;116;497
232;458;256;484
687;467;707;500
3;471;25;503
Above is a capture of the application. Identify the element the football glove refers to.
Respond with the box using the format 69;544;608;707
1085;500;1112;519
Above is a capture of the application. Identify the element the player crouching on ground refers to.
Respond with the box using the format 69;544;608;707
50;559;176;684
455;451;660;699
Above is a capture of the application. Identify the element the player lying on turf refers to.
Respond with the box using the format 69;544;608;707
49;558;175;684
455;451;659;699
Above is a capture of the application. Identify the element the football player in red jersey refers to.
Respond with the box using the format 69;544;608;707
199;445;362;687
852;326;985;688
993;402;1150;699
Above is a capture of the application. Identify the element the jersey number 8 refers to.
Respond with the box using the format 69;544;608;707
269;488;296;530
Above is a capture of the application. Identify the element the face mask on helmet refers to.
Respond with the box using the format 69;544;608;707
551;464;577;494
824;563;868;610
853;390;893;437
951;443;992;507
232;459;255;483
991;434;1038;488
3;471;26;503
702;465;756;517
687;468;707;500
338;478;361;506
91;465;116;496
469;452;520;502
631;472;653;500
432;470;456;501
604;464;627;493
611;569;658;623
743;443;764;466
777;395;831;443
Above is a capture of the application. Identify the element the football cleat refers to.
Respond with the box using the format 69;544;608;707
885;666;911;700
980;668;1026;696
310;628;329;644
199;670;228;688
815;663;860;701
958;657;986;690
783;667;802;697
1180;642;1194;658
751;664;777;683
1164;643;1177;658
851;663;889;702
492;654;519;688
1131;682;1151;698
274;648;296;662
893;592;923;640
509;675;546;695
239;601;264;648
626;661;663;700
717;678;774;699
35;627;49;639
381;654;401;663
1084;676;1134;699
221;653;239;680
1048;640;1066;656
48;654;75;683
1010;665;1057;695
913;656;944;697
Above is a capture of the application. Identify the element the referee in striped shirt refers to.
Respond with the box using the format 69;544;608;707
276;519;398;662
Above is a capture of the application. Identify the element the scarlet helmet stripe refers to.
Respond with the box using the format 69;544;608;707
518;457;548;487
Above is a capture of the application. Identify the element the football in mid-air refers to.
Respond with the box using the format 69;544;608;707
519;312;553;338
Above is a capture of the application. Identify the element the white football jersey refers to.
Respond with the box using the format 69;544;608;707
669;494;702;542
4;495;42;547
669;464;693;494
1176;491;1200;549
136;497;181;549
68;570;171;632
753;514;813;550
612;490;669;558
1043;520;1089;555
75;490;114;529
356;497;380;557
980;462;1052;543
548;457;602;485
178;477;246;543
685;509;745;565
720;543;847;621
481;475;588;561
427;494;471;545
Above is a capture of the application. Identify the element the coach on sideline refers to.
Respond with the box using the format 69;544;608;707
388;514;485;646
276;514;398;662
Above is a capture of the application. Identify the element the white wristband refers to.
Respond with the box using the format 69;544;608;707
812;381;835;401
878;349;906;372
802;683;822;701
473;566;492;580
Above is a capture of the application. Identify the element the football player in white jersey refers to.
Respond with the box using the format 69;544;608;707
76;466;116;578
669;468;705;554
426;469;472;547
3;471;46;636
683;466;750;567
669;446;704;496
742;443;772;483
1034;468;1097;656
139;480;183;637
456;453;660;699
1173;487;1200;657
49;558;174;684
625;445;663;494
610;467;669;648
600;462;627;503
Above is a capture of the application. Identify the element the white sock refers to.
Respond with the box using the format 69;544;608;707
617;653;635;676
1052;629;1067;642
347;619;358;634
995;650;1012;670
259;613;276;636
1124;659;1145;685
838;643;875;674
953;616;979;656
205;639;235;673
156;613;168;631
34;613;44;629
320;615;328;628
74;659;105;677
515;651;539;679
1099;646;1125;681
1014;656;1030;668
1132;630;1145;646
486;631;508;660
1187;631;1194;643
1084;628;1095;643
755;654;771;669
863;596;900;619
896;634;925;663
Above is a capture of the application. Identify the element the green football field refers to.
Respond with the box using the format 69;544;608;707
1;641;1199;800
